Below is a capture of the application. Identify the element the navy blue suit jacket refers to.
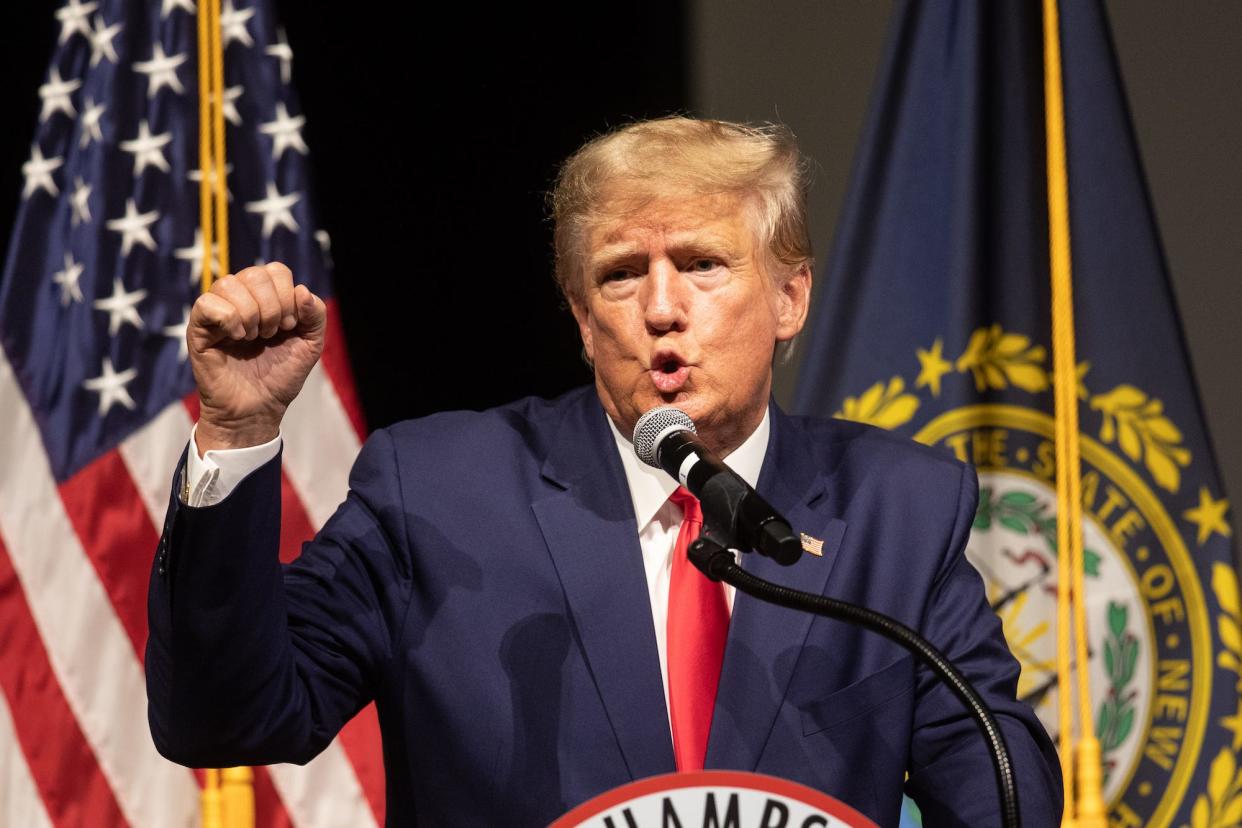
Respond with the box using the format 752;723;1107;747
147;387;1061;826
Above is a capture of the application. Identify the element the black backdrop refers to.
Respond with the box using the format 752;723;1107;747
0;2;688;432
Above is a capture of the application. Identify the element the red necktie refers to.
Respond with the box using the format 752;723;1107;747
666;486;730;771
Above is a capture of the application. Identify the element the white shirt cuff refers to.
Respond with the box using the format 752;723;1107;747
182;425;283;507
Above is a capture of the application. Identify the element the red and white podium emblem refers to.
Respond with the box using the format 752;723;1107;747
551;771;879;828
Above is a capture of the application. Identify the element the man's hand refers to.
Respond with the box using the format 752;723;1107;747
188;262;327;455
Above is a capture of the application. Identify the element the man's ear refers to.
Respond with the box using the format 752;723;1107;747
775;263;813;341
569;298;595;363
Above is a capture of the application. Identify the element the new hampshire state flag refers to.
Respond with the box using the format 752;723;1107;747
795;1;1238;825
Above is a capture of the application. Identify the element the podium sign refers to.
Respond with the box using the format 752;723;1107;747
551;771;879;828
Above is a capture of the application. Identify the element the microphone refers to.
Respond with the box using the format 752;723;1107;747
632;407;801;566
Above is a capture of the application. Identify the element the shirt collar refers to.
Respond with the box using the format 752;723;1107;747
608;406;772;531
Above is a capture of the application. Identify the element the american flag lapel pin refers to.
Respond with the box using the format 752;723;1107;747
800;532;825;557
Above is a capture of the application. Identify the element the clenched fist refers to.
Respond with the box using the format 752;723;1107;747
187;262;326;455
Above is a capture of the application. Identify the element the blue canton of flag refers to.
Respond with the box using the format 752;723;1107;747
1;0;330;482
0;2;381;826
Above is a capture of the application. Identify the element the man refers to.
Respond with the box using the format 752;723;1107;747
147;117;1061;825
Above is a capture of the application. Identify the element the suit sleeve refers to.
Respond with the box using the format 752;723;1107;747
146;429;410;767
903;463;1064;827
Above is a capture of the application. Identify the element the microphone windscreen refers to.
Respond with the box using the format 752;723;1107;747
631;406;696;469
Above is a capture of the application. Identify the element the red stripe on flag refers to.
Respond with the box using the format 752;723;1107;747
322;299;367;441
340;704;386;825
252;763;294;828
182;390;201;424
57;451;160;657
0;533;128;828
279;470;316;565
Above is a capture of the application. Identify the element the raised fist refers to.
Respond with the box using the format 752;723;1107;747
186;262;326;454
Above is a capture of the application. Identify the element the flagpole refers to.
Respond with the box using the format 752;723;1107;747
197;0;251;825
1041;1;1106;826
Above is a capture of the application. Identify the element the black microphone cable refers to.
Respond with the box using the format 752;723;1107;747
688;537;1022;828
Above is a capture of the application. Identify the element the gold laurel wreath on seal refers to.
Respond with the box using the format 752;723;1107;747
1185;565;1242;826
833;324;1193;494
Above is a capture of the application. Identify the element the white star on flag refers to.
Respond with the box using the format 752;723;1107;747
70;177;92;225
38;67;81;122
245;182;301;239
105;199;160;256
220;0;256;48
259;103;307;159
79;98;106;147
133;42;187;97
92;276;148;335
174;228;221;287
52;252;85;305
88;16;122;67
161;0;196;17
54;0;97;44
266;27;293;85
81;357;138;415
120;120;173;176
162;306;192;361
22;145;63;199
315;229;333;266
188;163;234;201
221;85;244;126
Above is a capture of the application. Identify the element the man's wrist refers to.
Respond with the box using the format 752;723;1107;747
194;417;281;456
185;425;283;506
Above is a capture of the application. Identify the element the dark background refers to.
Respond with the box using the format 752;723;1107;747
0;2;688;429
2;2;1238;502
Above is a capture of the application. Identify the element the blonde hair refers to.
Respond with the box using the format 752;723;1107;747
551;116;813;305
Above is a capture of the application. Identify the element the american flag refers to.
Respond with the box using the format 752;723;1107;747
0;1;384;825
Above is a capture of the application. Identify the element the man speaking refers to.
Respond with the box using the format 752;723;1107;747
146;117;1061;825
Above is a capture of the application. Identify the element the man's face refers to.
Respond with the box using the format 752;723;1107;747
570;191;811;456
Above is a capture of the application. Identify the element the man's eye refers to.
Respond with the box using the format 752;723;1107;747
689;258;718;273
602;270;631;283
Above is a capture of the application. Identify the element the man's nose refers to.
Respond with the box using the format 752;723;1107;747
642;260;688;334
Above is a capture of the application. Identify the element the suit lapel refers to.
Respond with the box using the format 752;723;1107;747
531;395;676;779
706;405;848;769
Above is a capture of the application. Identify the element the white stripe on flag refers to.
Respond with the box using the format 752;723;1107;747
117;400;194;531
0;350;200;828
268;744;378;828
0;691;53;828
281;361;362;527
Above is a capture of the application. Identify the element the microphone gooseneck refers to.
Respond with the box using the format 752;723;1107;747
632;406;801;566
688;537;1022;828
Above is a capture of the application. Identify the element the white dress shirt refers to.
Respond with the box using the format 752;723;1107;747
606;410;769;722
182;407;772;722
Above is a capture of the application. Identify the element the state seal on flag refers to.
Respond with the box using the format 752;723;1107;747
830;324;1238;827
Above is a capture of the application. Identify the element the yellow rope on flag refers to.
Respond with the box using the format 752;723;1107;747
1041;1;1106;825
202;769;223;828
198;0;229;293
209;0;229;276
196;2;252;826
196;0;213;295
221;767;255;828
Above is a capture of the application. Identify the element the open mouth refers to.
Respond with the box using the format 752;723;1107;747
650;352;690;393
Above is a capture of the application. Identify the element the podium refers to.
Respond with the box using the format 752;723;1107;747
552;771;879;828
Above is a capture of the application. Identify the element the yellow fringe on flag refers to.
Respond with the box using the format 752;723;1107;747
1041;1;1106;825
